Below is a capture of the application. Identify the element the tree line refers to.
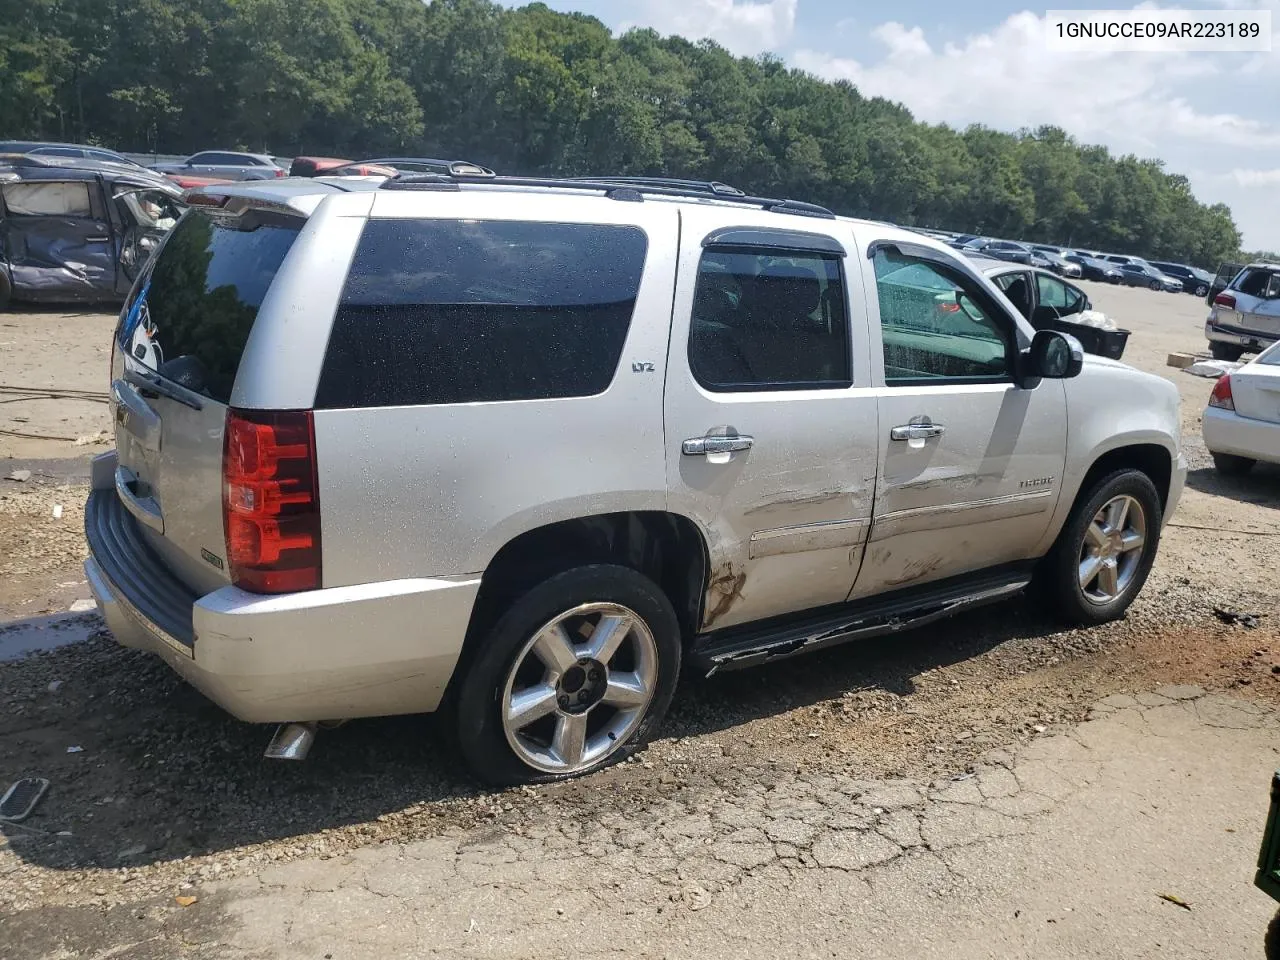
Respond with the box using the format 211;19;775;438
0;0;1243;267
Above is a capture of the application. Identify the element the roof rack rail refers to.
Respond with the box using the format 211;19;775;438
379;170;836;219
570;176;747;198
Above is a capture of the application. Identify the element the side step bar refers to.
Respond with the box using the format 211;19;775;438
692;567;1033;674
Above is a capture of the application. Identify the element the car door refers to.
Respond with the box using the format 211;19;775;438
664;207;879;632
990;269;1033;320
0;177;118;300
851;236;1068;599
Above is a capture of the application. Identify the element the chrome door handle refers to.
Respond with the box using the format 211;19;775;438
86;235;110;242
682;434;754;456
890;422;946;441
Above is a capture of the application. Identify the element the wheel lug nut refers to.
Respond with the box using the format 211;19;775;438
558;695;570;708
588;669;600;681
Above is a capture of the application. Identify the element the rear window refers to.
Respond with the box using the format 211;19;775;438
315;219;648;408
118;208;302;403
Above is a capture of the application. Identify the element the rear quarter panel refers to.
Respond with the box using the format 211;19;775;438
309;192;681;587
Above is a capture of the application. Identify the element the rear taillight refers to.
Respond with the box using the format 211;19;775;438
937;302;962;313
1214;292;1236;309
222;409;321;593
274;169;286;178
1209;374;1235;411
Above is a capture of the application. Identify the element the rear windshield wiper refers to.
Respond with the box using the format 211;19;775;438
124;367;204;411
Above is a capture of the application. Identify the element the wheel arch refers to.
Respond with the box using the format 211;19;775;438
450;511;709;693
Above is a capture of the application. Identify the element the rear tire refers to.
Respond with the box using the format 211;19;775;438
1209;341;1245;362
1042;469;1162;626
454;564;681;786
1212;452;1255;477
1194;284;1208;297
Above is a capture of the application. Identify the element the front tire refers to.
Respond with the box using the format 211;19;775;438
455;565;681;786
1043;469;1162;626
1209;341;1244;362
1212;452;1255;477
1194;284;1209;297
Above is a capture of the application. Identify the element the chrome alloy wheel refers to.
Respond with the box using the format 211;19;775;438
500;602;658;775
1078;494;1147;604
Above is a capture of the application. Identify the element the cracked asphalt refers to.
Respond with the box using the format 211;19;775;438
4;686;1277;959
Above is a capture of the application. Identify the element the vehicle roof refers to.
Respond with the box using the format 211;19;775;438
1245;261;1280;270
190;149;276;163
189;175;933;239
0;139;125;155
0;154;180;192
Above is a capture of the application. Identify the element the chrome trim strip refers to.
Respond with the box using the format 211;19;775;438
748;517;870;559
876;489;1053;524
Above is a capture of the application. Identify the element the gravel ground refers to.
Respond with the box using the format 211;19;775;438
0;287;1278;922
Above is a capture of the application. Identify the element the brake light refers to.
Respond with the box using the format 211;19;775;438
1214;293;1236;309
937;302;962;313
1209;375;1235;411
274;169;286;178
223;409;321;593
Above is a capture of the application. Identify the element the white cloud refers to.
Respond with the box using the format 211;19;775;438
1231;168;1280;187
792;9;1280;248
619;0;796;55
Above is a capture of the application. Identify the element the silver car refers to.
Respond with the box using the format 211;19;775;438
151;150;285;181
84;173;1185;785
1205;262;1280;361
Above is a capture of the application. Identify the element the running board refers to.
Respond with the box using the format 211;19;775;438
693;568;1032;674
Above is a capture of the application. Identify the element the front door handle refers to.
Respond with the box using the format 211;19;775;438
890;420;946;441
86;235;110;242
682;434;754;456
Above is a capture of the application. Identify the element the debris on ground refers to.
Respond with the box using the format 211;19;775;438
174;895;198;907
51;504;63;520
1213;606;1261;629
1185;359;1242;378
0;777;50;822
4;469;31;482
1157;892;1192;911
68;598;96;613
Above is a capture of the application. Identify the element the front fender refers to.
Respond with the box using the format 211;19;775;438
1032;360;1181;554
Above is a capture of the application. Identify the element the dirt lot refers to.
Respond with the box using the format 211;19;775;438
1;286;1278;958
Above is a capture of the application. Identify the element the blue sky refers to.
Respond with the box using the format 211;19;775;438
507;1;1280;251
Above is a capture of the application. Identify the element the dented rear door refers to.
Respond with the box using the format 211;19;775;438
0;178;118;301
663;207;879;632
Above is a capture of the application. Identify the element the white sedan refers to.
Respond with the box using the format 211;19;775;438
1202;340;1280;475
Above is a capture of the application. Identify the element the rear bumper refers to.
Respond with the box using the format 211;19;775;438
1202;406;1280;465
1205;320;1277;352
85;486;481;723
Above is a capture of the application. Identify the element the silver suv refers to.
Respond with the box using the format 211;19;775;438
1206;262;1280;360
85;172;1186;785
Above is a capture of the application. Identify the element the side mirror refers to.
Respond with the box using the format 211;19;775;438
1028;329;1084;379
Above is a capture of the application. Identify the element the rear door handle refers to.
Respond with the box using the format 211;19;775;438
86;235;109;242
682;434;754;456
890;421;946;441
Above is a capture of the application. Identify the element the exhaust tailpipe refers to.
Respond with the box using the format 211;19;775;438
264;722;317;761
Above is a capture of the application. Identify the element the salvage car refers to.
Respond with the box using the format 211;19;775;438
1202;339;1280;475
1205;262;1280;361
84;172;1184;785
0;155;185;309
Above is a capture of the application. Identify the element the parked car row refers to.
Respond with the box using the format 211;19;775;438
914;226;1212;297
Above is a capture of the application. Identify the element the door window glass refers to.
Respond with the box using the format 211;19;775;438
1036;273;1084;312
873;250;1011;384
688;248;851;391
2;181;93;217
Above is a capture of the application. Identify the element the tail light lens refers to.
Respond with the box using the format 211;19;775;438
937;301;962;314
223;409;321;593
1209;375;1235;411
1214;292;1236;309
274;169;286;178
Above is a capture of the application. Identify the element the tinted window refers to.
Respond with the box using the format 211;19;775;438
1238;269;1273;298
316;219;647;408
2;181;93;217
992;271;1032;318
874;250;1010;384
31;146;84;158
118;209;302;403
688;248;850;392
1036;273;1084;312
